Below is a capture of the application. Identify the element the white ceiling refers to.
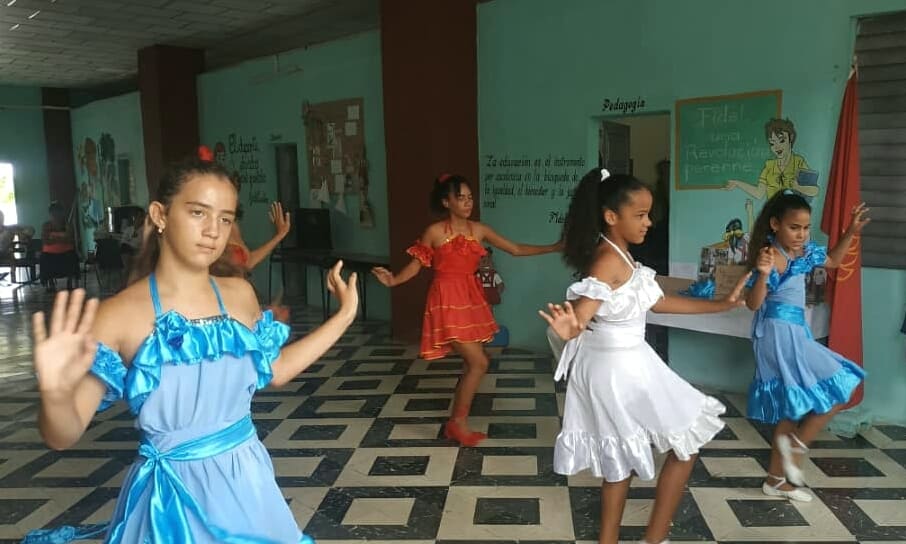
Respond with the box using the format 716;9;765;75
0;0;379;88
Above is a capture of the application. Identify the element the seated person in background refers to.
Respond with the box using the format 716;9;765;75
40;201;80;291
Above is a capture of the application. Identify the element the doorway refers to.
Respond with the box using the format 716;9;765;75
117;156;132;205
274;144;301;247
0;162;17;225
599;114;671;361
272;143;303;298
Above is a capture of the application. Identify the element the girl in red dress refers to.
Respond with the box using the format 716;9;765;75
372;174;560;445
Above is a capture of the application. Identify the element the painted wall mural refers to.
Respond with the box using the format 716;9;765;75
75;133;135;253
724;118;819;202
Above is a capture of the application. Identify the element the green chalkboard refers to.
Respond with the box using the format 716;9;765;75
675;90;782;190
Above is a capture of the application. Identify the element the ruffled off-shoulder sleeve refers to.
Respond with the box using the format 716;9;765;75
804;241;827;269
406;241;433;267
91;343;126;411
566;276;613;302
251;310;291;389
785;241;828;277
124;310;294;414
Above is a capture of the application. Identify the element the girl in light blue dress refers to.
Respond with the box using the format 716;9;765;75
745;190;868;503
25;155;358;543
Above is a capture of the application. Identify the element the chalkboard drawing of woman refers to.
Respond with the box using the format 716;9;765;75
724;118;819;201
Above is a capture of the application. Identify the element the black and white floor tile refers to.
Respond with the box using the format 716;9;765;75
1;282;905;543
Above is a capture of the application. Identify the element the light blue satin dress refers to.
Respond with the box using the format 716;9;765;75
24;273;314;544
747;241;865;424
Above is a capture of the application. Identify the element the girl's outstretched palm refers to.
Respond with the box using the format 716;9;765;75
327;260;359;316
32;289;99;399
538;301;582;340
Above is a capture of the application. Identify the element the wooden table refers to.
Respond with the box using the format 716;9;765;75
269;248;390;321
647;276;829;339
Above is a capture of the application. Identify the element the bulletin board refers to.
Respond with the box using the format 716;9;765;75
303;97;366;194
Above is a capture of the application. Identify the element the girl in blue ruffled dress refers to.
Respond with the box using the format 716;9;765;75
25;156;358;543
745;191;869;503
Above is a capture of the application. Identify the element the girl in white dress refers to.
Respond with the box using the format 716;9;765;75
540;168;749;544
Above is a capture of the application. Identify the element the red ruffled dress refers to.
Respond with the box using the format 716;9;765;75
408;229;499;360
226;242;290;324
228;242;251;269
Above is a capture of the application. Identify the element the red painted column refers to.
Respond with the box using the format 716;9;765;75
138;45;204;197
381;0;480;341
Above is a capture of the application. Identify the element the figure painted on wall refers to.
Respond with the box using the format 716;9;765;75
692;198;755;293
723;217;750;264
725;118;819;201
83;138;99;179
99;133;120;207
698;198;755;281
77;142;86;176
79;137;104;210
78;181;103;254
77;138;100;252
721;198;755;264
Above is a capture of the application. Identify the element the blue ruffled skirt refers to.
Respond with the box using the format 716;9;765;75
748;316;865;424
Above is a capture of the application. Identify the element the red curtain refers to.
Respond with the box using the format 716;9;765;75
820;70;863;408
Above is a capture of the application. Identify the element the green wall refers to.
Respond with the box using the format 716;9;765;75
0;85;50;228
197;31;389;318
477;0;906;427
69;92;148;254
70;92;148;206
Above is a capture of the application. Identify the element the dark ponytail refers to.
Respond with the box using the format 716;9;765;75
562;168;649;274
746;190;811;269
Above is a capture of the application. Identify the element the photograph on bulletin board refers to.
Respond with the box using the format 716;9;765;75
303;97;375;227
674;90;782;191
303;97;366;196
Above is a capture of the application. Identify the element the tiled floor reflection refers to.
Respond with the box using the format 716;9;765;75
1;280;905;543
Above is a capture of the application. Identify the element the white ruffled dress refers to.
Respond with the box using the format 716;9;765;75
550;241;726;482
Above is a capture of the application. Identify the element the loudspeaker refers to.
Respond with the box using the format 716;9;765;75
294;208;332;251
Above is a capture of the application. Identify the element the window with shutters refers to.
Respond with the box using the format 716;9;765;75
857;12;906;269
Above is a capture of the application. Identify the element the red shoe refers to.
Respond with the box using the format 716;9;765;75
444;420;487;447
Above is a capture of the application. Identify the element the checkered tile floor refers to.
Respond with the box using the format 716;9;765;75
1;281;906;543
